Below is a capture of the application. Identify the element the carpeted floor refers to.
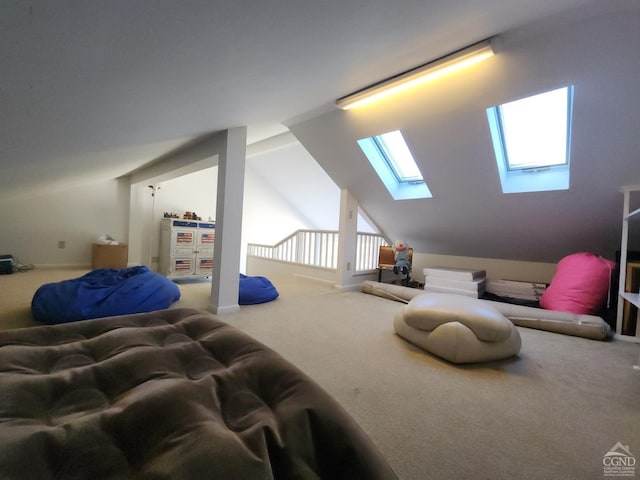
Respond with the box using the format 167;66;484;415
1;267;639;479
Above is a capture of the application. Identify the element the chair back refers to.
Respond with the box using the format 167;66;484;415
378;246;413;268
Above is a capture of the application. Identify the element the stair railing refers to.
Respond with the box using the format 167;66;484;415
247;230;389;272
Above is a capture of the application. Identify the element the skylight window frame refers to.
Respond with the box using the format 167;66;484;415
371;134;423;184
486;85;574;194
357;130;432;200
497;86;574;173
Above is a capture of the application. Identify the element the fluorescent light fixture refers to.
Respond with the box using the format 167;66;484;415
336;39;494;110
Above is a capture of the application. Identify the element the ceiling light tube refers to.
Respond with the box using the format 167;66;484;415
336;39;495;110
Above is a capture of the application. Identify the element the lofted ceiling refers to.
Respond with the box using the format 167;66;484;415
287;1;640;262
2;0;602;199
2;0;638;264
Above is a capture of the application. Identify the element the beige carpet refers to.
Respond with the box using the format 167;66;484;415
1;267;640;480
0;267;335;330
0;267;90;330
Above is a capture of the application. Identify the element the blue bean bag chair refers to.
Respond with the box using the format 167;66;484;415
239;274;279;305
31;266;181;324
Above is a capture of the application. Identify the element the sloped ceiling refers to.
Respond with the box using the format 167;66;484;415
2;0;638;264
288;4;640;263
1;0;603;200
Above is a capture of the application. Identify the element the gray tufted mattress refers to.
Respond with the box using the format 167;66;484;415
0;308;397;479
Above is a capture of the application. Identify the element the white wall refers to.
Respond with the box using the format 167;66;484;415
126;141;339;273
414;253;557;284
0;178;130;266
240;139;341;272
155;167;218;223
245;140;340;231
241;166;309;248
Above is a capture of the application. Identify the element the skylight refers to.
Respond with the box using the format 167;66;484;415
486;86;573;194
357;130;432;200
374;131;423;182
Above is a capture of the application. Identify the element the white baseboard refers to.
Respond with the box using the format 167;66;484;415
33;263;91;269
333;282;364;292
208;303;240;315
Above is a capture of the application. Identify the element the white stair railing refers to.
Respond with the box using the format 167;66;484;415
248;230;339;269
248;230;389;272
356;233;390;272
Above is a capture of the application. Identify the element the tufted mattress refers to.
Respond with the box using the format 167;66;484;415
0;308;397;479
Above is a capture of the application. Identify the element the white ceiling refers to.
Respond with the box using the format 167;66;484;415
1;0;601;199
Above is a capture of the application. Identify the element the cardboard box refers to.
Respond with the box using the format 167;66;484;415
92;244;128;269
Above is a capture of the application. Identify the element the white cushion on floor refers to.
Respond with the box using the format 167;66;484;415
404;293;513;342
394;293;521;364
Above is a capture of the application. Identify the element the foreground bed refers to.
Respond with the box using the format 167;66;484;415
0;308;396;479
